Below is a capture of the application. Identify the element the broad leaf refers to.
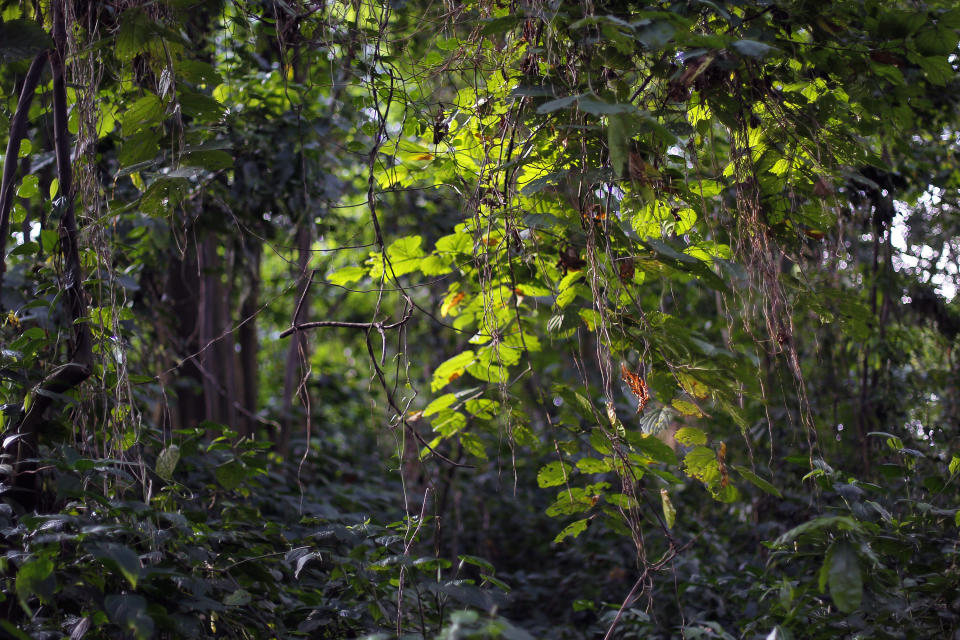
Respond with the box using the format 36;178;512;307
825;541;862;613
554;518;590;543
537;461;574;488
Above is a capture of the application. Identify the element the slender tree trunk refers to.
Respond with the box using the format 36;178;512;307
238;244;261;437
217;246;239;429
165;246;205;430
280;224;312;453
199;235;225;424
6;2;92;510
0;52;47;304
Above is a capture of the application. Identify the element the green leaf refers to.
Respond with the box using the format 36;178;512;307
16;175;39;199
466;360;508;384
117;130;162;167
773;516;864;547
537;95;580;114
431;351;476;391
215;459;246;490
140;177;188;216
385;235;425;276
818;551;830;593
556;283;584;309
458;555;495;573
674;427;707;446
464;398;500;419
917;56;954;86
120;94;165;134
546;487;597;516
733;465;782;498
0;621;31;640
635;20;674;49
432;411;466;437
224;589;252;606
435;232;473;254
10;240;38;256
460;432;488;459
660;488;676;528
0;20;51;63
578;98;637;115
625;431;678;465
731;39;776;58
553;518;589;543
683;446;720;485
576;457;611;474
92;544;141;589
179;90;227;124
9;204;27;226
590;429;613;455
178;60;223;85
537;461;573;488
326;266;367;287
181;150;233;171
16;556;54;613
481;15;522;35
605;492;638;509
423;393;457;417
115;10;158;62
105;594;154;640
608;112;630;176
672;401;702;421
826;541;862;613
915;26;959;55
420;254;453;276
156;444;180;481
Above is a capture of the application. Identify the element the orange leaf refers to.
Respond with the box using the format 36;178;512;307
716;442;729;488
620;363;650;413
441;292;466;317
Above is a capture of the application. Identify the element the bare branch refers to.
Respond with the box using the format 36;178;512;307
278;303;414;338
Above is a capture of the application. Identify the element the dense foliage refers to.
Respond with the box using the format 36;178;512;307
1;0;959;638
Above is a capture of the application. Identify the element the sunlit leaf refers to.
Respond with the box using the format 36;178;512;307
538;461;574;488
660;488;676;528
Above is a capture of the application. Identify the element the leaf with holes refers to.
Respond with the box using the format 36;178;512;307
538;461;574;488
554;518;590;543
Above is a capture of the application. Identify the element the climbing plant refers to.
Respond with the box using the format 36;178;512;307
1;0;959;638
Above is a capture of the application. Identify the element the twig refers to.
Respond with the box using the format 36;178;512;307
602;538;698;640
278;303;414;338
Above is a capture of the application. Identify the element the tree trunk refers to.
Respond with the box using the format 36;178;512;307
238;244;261;438
280;224;312;453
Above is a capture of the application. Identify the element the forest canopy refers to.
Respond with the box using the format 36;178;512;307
1;0;959;638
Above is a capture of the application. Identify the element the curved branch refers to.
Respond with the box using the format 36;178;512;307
278;303;414;338
0;51;48;300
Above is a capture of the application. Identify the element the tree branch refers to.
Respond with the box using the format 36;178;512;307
278;303;414;338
